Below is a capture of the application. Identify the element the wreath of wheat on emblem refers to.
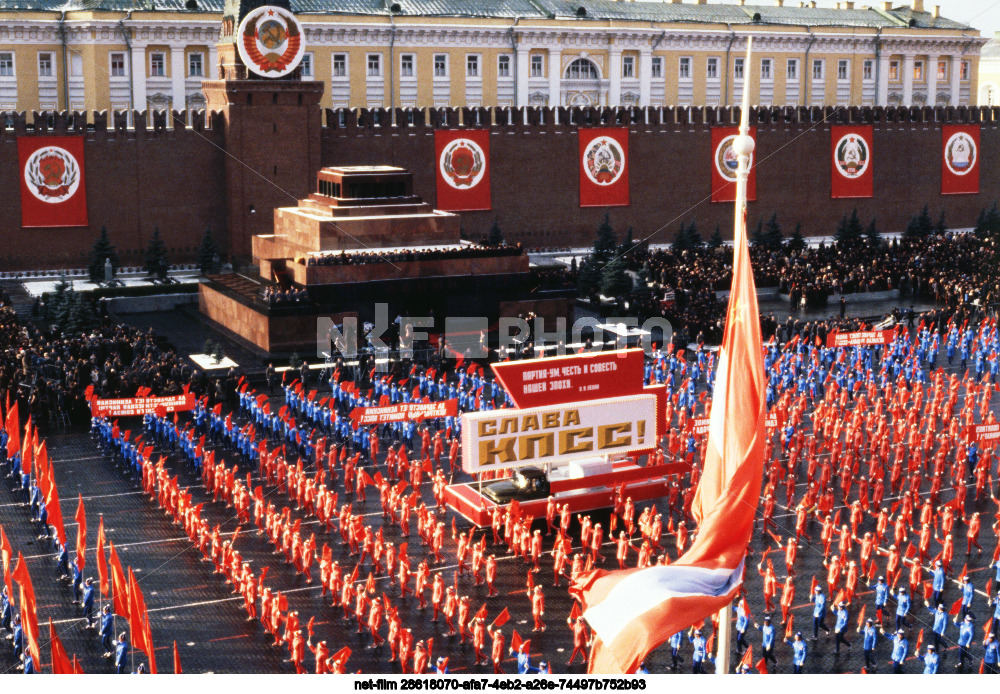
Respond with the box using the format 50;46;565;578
25;147;79;202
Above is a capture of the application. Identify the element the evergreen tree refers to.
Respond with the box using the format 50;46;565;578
707;225;724;248
916;204;934;238
903;215;922;239
485;218;504;247
202;338;217;357
987;203;1000;238
864;216;882;246
673;223;690;251
974;207;989;237
685;221;701;248
88;226;119;283
49;277;71;330
751;219;766;247
934;210;947;237
601;255;632;298
65;291;95;335
763;213;783;250
592;212;618;264
835;210;863;247
212;342;225;364
787;223;807;253
576;258;602;299
196;227;220;274
143;227;169;280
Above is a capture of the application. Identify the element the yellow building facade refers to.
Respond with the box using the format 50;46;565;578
0;0;985;116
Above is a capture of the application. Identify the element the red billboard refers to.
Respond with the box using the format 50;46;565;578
830;125;873;199
491;349;645;410
91;393;195;418
826;329;894;348
350;399;457;426
18;136;89;228
975;424;1000;445
434;129;491;211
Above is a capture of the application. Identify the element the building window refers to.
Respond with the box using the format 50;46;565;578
734;58;744;80
300;53;312;77
707;57;719;79
498;55;510;78
651;56;662;78
889;60;899;81
622;55;635;78
400;54;414;77
961;60;969;80
0;53;13;77
188;52;204;77
333;53;347;77
937;60;947;80
111;53;126;77
812;59;823;80
863;59;873;80
787;58;798;80
678;57;691;79
150;52;165;77
838;59;848;80
913;60;923;81
466;54;479;78
434;54;447;77
530;54;543;78
38;52;53;77
565;57;598;79
761;58;772;80
367;54;381;77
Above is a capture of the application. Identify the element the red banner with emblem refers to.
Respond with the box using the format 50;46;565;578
435;129;491;211
941;124;979;195
710;127;757;203
18;136;88;228
579;127;629;207
830;125;873;199
825;329;894;348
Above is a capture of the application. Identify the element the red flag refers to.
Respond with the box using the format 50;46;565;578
0;525;13;601
49;617;73;674
108;542;129;619
830;125;873;198
738;644;754;670
570;601;582;621
434;129;491;212
941;125;979;195
11;553;41;667
144;612;157;674
72;656;84;674
96;516;108;597
491;607;510;628
914;628;924;654
784;615;795;640
74;494;86;573
856;604;867;630
474;603;488;622
128;568;149;655
710;127;758;203
4;402;18;454
510;630;522;653
755;656;768;674
579;127;630;207
173;641;182;674
18;136;89;227
949;597;963;616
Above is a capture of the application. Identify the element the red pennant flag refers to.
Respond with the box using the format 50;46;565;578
755;656;768;674
144;611;157;674
856;604;867;630
474;603;488;622
0;525;13;601
4;402;19;454
510;630;522;654
914;628;924;654
491;607;510;628
738;644;754;670
579;127;630;207
570;601;582;622
49;617;73;674
830;125;874;199
96;516;108;597
72;655;84;674
173;641;182;674
949;597;963;616
18;136;89;228
108;543;129;619
128;568;149;655
12;553;41;668
74;494;87;573
784;615;795;640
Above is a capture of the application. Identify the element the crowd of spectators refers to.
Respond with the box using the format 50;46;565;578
262;285;309;305
303;242;523;267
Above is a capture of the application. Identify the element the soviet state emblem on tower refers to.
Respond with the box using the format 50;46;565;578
237;5;305;78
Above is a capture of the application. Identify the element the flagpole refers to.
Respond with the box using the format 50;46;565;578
715;35;755;676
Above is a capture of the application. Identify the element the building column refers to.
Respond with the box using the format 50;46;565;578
902;54;914;106
876;54;890;106
608;49;622;106
209;46;219;80
926;54;938;107
515;46;530;107
639;48;652;107
170;45;186;113
130;43;147;112
950;55;961;105
547;48;561;107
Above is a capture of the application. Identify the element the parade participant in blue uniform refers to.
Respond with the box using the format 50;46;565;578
955;613;975;670
0;586;12;637
100;605;115;656
924;601;949;650
985;633;1000;674
894;587;911;631
82;577;96;628
435;657;450;674
688;627;709;673
21;650;35;674
810;586;830;640
668;630;683;671
931;561;946;605
115;631;130;674
882;628;908;674
756;614;777;667
959;575;974;618
785;631;807;673
858;617;877;671
990;588;1000;637
735;597;750;656
515;643;531;674
919;644;939;674
873;576;889;626
832;601;851;654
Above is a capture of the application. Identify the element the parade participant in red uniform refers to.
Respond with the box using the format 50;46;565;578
567;616;589;665
531;585;546;632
